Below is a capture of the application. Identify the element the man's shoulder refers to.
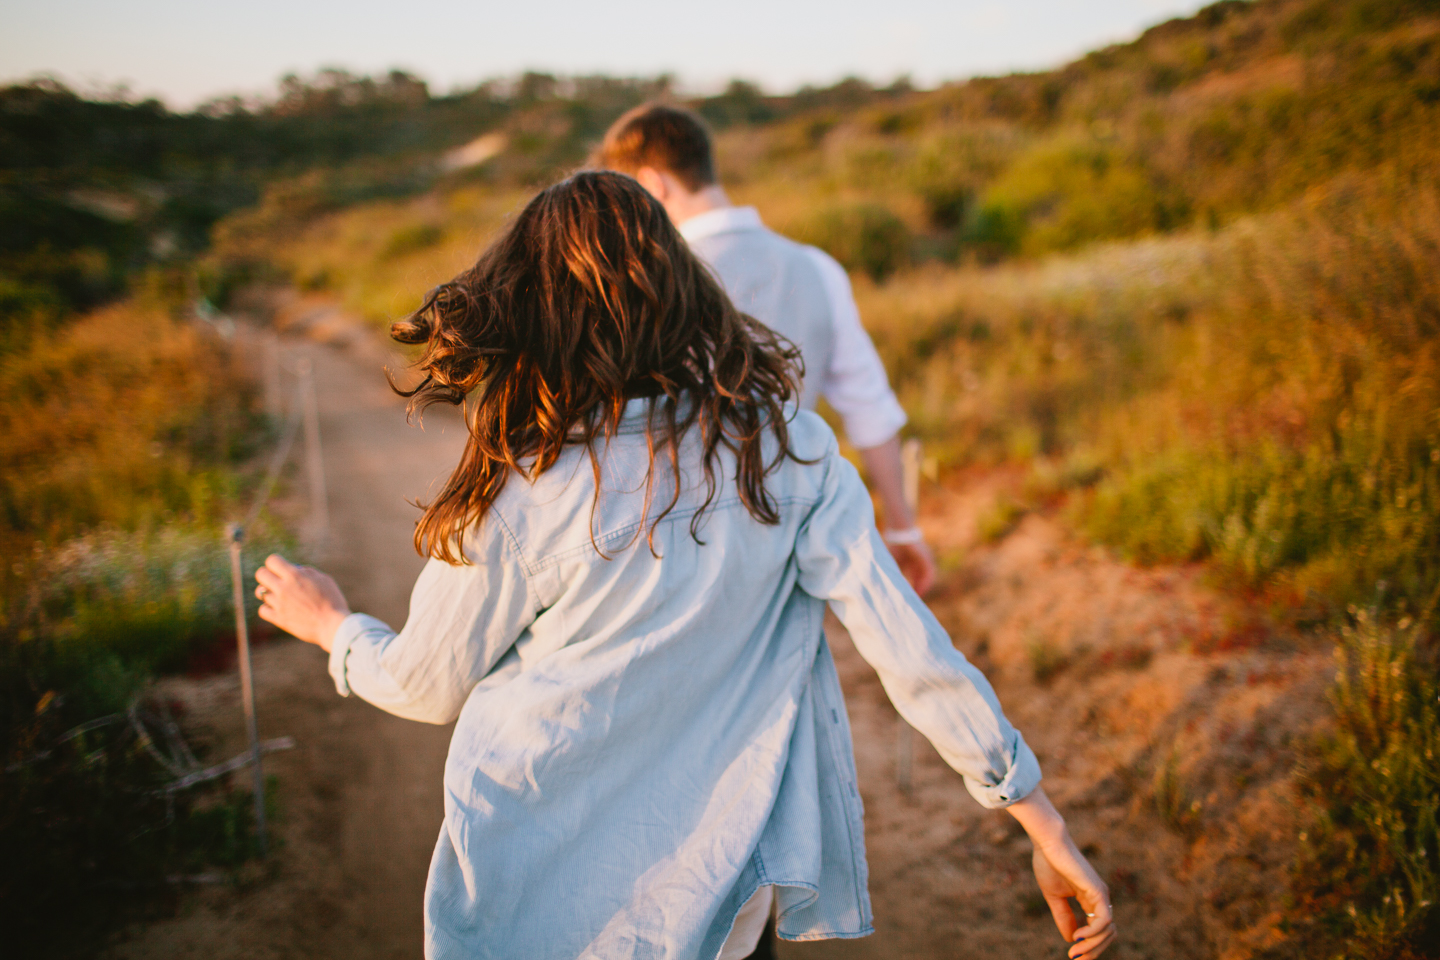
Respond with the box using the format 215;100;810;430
693;219;801;257
697;225;841;290
793;243;849;288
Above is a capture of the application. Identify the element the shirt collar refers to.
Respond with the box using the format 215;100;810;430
677;206;764;244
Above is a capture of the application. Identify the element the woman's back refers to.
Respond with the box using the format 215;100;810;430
416;404;856;957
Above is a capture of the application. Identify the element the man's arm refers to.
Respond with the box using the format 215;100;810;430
801;247;936;594
857;437;936;595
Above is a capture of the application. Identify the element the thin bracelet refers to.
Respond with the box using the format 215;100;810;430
882;526;925;546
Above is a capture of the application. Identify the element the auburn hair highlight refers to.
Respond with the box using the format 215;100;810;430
390;171;804;563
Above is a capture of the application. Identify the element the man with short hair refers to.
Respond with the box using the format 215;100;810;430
594;103;935;594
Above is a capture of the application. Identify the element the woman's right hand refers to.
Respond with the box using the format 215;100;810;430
254;554;351;653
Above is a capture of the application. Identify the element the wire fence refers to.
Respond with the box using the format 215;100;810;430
206;313;331;855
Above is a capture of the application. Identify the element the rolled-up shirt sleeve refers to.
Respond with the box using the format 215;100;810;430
794;438;1041;807
802;247;908;450
327;518;536;725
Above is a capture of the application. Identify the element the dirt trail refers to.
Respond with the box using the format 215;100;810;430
114;313;1329;960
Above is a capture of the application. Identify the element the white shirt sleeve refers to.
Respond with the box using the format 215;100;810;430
801;247;908;449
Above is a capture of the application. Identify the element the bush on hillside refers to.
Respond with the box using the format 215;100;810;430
1080;180;1440;616
791;202;912;281
970;136;1184;257
906;128;1024;233
0;296;263;578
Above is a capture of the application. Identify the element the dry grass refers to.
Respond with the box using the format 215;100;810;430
856;175;1440;620
0;292;262;583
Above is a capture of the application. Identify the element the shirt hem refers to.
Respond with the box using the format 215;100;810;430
778;927;875;942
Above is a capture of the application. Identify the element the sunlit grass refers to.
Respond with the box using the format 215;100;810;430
856;175;1440;620
1284;610;1440;958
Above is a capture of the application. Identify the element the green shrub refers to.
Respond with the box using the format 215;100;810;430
971;136;1182;256
380;222;444;260
1083;432;1440;613
791;202;912;281
12;526;287;674
906;129;1022;231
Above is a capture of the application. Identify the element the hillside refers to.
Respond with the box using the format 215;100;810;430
201;2;1440;956
3;0;1438;956
217;0;1440;621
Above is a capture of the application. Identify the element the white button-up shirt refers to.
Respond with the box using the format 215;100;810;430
680;207;908;450
328;402;1041;959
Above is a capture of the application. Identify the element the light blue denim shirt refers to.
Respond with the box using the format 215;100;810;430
327;401;1041;960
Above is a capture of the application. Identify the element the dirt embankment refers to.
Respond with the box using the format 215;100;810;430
111;303;1330;960
786;474;1330;960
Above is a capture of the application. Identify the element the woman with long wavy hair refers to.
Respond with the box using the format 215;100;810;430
254;172;1114;960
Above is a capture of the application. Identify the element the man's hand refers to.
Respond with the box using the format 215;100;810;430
886;540;936;596
857;436;937;596
254;554;351;653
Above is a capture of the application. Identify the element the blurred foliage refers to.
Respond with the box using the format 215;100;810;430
1277;610;1440;959
0;293;264;576
789;202;912;280
0;290;287;952
8;525;287;675
1;638;275;958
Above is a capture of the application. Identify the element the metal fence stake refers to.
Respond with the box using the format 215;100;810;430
896;438;924;796
296;357;329;539
226;523;267;855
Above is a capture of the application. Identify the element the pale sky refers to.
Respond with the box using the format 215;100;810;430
1;0;1215;108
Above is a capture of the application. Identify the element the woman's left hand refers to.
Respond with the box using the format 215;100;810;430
254;554;351;652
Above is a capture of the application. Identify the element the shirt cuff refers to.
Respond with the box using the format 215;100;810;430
963;730;1043;809
841;396;908;450
327;612;389;697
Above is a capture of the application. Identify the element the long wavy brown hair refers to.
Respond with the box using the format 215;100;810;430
390;171;805;563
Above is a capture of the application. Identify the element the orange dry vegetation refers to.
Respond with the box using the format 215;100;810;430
0;296;257;592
